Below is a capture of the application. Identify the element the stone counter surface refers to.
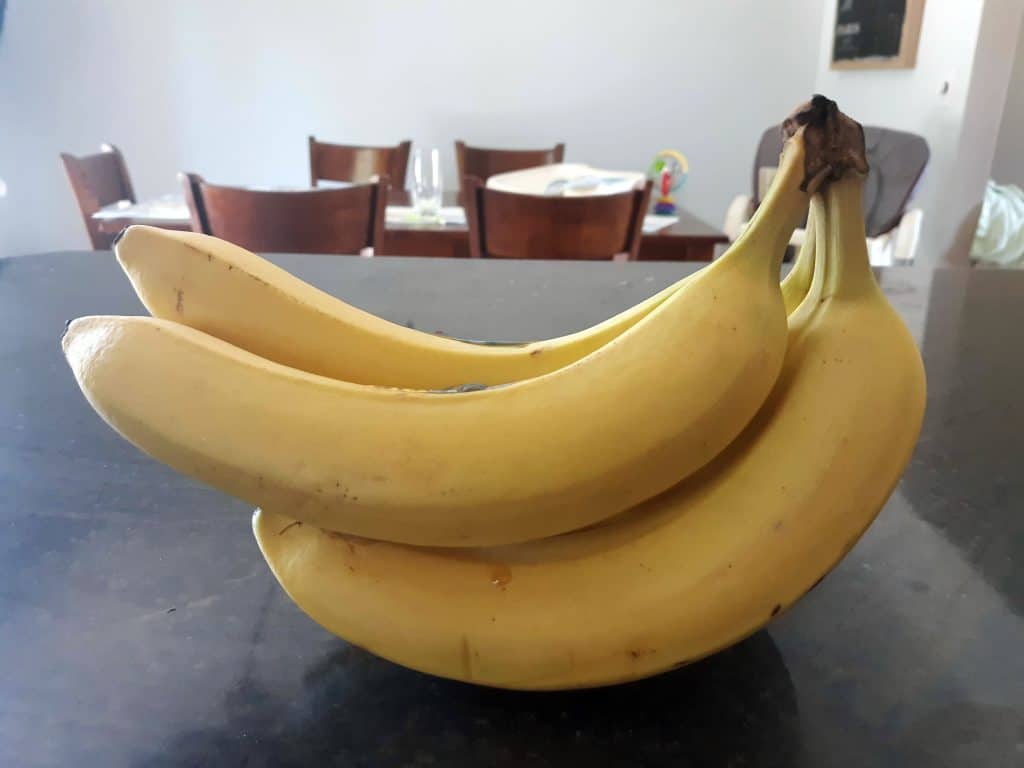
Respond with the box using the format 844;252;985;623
1;252;1020;767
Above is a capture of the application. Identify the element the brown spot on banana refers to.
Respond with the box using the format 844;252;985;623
489;564;512;589
628;648;656;659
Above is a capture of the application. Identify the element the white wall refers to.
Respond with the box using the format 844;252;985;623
991;16;1024;186
0;0;826;258
944;0;1024;263
814;0;1024;268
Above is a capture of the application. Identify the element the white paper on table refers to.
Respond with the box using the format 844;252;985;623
487;164;645;197
92;194;189;222
642;214;679;234
386;205;467;226
91;185;357;222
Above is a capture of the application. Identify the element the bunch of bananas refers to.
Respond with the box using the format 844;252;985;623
63;96;925;690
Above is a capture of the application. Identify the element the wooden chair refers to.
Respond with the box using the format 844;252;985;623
308;136;412;188
463;176;652;261
60;144;136;249
455;141;565;189
181;173;387;255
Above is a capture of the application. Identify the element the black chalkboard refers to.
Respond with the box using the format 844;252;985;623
831;0;923;69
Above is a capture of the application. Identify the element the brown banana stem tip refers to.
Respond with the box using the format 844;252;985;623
782;95;868;194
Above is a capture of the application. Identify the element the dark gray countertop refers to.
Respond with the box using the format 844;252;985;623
1;252;1021;767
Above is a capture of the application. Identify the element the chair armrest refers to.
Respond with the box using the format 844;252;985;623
866;209;923;266
722;194;753;241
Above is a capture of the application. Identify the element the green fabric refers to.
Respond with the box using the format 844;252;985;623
972;181;1024;267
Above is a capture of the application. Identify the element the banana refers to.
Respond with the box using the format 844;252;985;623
781;208;815;314
115;222;816;389
252;170;925;689
61;127;809;547
117;222;816;390
115;225;684;388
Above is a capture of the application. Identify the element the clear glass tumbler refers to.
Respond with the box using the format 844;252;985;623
411;147;443;221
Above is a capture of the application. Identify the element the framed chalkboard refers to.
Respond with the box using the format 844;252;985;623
831;0;925;70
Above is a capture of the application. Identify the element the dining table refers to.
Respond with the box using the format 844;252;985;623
91;190;728;261
2;248;1022;767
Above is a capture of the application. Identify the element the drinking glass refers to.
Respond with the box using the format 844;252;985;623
411;147;443;221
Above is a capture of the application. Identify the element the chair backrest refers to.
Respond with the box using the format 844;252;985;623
752;125;929;237
309;136;411;187
60;143;136;249
455;141;566;188
464;176;651;261
181;173;387;254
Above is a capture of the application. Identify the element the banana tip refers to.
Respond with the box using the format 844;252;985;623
60;317;92;358
112;225;141;264
112;224;163;264
60;318;77;355
112;225;130;248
